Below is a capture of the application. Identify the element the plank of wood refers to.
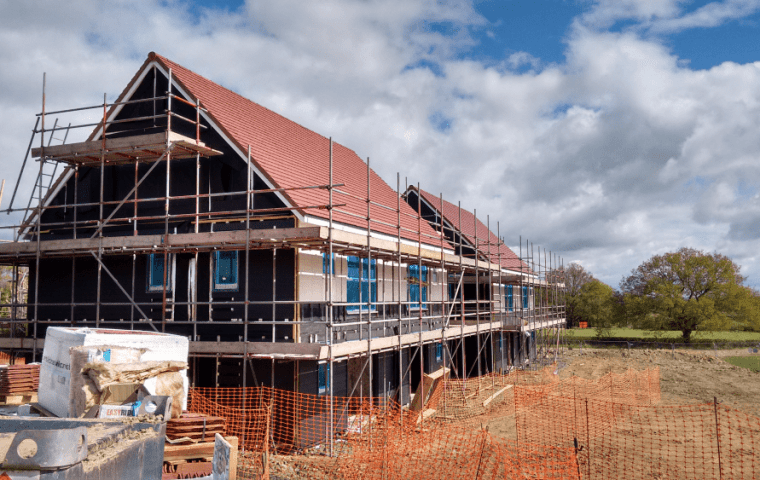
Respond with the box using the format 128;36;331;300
0;392;37;405
416;409;436;424
482;385;513;407
163;436;238;463
410;367;449;411
176;461;212;477
166;424;225;433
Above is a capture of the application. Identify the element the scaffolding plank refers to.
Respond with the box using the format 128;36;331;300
31;132;221;163
0;226;326;256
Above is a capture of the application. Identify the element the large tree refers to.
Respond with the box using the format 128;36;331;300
552;262;596;327
574;279;617;337
620;247;759;342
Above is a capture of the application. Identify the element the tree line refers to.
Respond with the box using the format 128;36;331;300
561;248;760;342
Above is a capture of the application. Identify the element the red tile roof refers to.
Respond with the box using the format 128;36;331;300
149;53;442;247
415;188;529;272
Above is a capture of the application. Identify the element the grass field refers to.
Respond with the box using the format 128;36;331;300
724;356;760;372
565;327;760;342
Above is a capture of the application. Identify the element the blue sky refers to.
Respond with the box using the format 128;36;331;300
1;0;759;289
193;0;760;70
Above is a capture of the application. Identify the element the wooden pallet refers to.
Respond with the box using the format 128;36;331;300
163;436;237;480
0;392;38;405
166;413;226;442
0;365;40;396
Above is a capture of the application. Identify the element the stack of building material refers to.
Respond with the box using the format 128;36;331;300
0;363;41;403
166;412;226;444
162;435;238;480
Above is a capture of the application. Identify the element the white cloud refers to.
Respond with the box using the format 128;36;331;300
650;0;760;33
0;0;759;289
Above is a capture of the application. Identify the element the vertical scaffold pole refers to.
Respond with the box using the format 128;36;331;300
32;73;46;361
328;138;334;457
396;173;402;419
416;183;424;424
242;145;252;455
95;93;107;328
366;157;373;429
474;209;480;379
440;192;446;415
71;164;79;327
498;222;503;373
161;69;173;332
458;202;465;381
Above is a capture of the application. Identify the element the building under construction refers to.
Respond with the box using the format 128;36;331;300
0;52;566;417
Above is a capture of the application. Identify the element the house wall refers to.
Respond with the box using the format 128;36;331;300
296;249;447;343
28;248;296;342
491;282;534;311
37;66;290;241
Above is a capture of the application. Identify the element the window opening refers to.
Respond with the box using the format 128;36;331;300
408;264;428;309
147;253;172;292
347;256;376;312
214;250;239;291
322;252;335;275
318;363;330;394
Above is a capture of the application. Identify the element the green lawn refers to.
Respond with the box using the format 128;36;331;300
565;327;760;342
725;356;760;372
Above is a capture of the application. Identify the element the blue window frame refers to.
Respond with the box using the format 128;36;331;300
448;281;461;300
147;253;171;292
522;286;529;310
408;264;427;309
322;252;335;274
347;256;376;312
318;363;330;394
435;343;443;363
507;285;514;312
214;251;239;291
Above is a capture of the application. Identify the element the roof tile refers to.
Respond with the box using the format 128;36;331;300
154;54;442;247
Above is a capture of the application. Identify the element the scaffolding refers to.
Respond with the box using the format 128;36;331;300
0;72;566;454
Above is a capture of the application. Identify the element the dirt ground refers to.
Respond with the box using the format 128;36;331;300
484;346;760;442
263;347;760;478
560;347;760;417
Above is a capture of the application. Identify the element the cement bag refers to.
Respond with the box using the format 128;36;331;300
69;345;144;417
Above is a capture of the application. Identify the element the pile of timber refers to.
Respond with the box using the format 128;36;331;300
162;435;238;480
166;412;226;444
0;363;40;404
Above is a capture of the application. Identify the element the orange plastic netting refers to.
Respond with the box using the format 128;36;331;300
187;366;758;479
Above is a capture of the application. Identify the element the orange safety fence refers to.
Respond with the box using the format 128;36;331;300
331;423;581;480
516;393;760;479
186;366;759;479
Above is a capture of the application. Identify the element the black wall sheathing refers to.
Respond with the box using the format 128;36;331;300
28;248;295;342
37;67;290;240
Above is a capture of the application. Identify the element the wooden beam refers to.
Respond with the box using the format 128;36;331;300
31;132;221;159
0;227;326;256
482;385;513;407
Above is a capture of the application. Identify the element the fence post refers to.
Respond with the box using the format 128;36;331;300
585;398;591;479
474;427;489;480
262;402;271;480
714;397;723;479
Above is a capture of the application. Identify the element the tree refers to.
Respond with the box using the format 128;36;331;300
554;262;595;327
574;280;617;338
620;247;758;342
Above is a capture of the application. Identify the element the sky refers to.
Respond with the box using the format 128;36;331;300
1;0;759;290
